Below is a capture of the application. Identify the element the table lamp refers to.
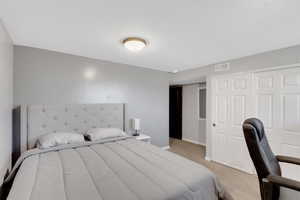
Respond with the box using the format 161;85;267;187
132;118;140;136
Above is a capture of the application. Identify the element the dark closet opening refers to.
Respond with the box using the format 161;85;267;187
169;86;182;140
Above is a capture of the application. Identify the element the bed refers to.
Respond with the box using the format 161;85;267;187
3;104;231;200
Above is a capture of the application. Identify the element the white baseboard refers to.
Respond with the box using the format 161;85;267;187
205;156;211;161
161;145;170;150
198;142;206;146
182;138;206;146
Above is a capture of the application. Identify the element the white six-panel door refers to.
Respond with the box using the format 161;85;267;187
254;67;300;180
211;66;300;175
211;73;253;173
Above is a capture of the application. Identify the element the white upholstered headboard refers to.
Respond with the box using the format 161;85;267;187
14;104;125;153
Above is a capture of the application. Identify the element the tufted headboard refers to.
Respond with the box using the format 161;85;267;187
13;104;125;156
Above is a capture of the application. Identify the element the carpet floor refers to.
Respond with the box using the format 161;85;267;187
168;138;260;200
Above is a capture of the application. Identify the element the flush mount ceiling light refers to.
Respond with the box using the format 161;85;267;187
122;37;147;52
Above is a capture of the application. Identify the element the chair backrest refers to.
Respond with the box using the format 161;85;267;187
243;118;281;199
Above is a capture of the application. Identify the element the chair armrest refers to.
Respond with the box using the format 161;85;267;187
276;155;300;165
267;175;300;192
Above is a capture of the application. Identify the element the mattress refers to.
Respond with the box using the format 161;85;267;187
5;137;231;200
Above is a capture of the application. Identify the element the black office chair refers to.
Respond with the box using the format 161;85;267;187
243;118;300;200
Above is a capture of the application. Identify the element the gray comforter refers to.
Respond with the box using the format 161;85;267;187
6;137;231;200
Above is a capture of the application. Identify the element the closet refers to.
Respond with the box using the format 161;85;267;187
211;66;300;175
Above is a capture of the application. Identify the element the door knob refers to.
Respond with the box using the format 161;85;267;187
212;123;216;127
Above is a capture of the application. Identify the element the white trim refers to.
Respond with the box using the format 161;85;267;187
198;142;206;146
205;156;211;161
161;146;170;150
252;63;300;73
183;138;200;144
182;138;206;146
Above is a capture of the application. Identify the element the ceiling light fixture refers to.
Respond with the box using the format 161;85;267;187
123;37;147;52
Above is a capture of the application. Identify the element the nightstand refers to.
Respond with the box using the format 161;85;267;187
134;134;151;144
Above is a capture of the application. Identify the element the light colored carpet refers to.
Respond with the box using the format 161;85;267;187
168;138;260;200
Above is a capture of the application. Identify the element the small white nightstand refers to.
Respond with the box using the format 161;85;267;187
134;134;151;144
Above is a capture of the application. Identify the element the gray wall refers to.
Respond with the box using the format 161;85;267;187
182;84;199;143
0;20;13;183
182;83;206;145
14;46;171;147
198;119;206;145
172;44;300;84
172;44;300;159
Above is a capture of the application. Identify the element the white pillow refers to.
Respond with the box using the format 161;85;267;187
37;132;84;149
85;128;126;141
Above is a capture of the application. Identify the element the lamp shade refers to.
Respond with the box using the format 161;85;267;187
132;118;141;130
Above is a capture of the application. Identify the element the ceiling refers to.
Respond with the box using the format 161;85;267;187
1;0;300;72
